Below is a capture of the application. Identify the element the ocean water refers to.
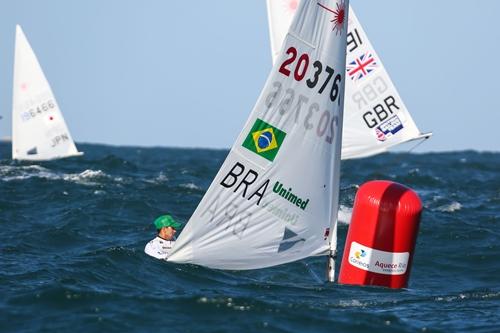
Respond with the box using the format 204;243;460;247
0;142;498;333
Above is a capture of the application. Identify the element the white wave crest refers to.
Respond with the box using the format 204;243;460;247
0;166;112;186
0;164;48;175
436;201;462;212
180;183;201;190
434;291;500;303
62;169;109;185
337;205;352;225
196;297;251;311
338;299;368;307
0;164;59;181
143;172;169;184
408;168;420;175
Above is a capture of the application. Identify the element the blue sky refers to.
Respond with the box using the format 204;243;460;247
0;0;498;152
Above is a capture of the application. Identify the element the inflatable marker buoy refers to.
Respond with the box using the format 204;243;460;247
338;180;422;289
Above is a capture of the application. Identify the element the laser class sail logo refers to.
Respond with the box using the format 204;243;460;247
242;119;286;162
317;0;346;35
282;0;299;14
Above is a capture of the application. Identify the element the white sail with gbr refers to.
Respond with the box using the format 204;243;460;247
266;0;431;159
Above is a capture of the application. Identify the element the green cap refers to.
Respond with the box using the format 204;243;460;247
153;215;181;230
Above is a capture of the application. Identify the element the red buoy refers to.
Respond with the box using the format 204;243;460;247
338;180;422;289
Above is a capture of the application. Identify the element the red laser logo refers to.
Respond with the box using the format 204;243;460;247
317;1;346;35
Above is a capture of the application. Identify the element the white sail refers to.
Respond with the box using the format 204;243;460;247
12;25;82;161
266;1;430;159
169;0;349;270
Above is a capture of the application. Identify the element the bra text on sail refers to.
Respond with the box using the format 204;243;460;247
220;162;270;206
219;161;312;212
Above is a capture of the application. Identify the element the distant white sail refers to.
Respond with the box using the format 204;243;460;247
169;0;349;270
12;25;82;161
266;1;431;159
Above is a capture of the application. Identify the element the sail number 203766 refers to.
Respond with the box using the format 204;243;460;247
278;47;342;104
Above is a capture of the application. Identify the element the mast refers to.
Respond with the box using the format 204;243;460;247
326;3;349;281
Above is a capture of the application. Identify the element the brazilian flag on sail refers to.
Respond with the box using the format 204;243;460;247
242;119;286;162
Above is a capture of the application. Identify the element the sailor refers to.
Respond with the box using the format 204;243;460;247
144;214;181;260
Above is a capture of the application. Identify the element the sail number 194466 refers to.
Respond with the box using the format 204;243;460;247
20;99;56;122
278;46;342;105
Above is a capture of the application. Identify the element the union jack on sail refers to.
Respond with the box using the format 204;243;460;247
347;52;378;81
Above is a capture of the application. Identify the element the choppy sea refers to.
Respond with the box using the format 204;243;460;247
0;142;498;333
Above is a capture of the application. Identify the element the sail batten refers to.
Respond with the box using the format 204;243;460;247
12;25;82;161
169;0;349;270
